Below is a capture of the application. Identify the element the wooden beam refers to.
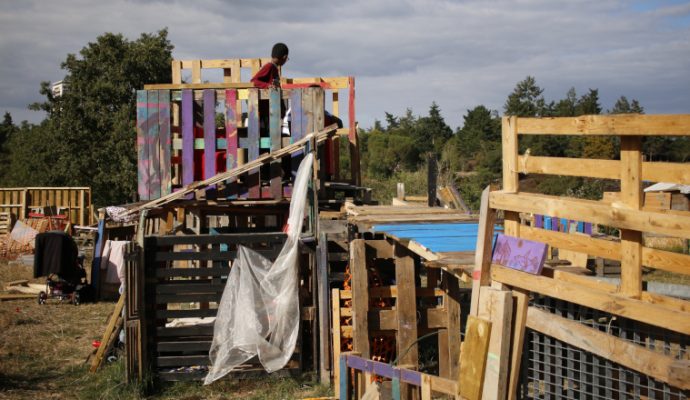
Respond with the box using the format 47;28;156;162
491;264;690;335
516;114;690;136
90;294;126;372
502;116;519;193
619;136;643;297
526;306;690;390
332;289;342;388
490;191;690;239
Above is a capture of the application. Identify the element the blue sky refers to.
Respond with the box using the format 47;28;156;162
1;0;689;130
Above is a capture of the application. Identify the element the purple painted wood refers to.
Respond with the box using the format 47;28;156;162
147;90;161;199
224;89;238;199
585;222;593;235
181;89;194;195
203;90;217;197
290;89;305;180
136;90;150;200
400;368;422;386
269;88;282;198
492;233;548;275
158;90;171;196
247;89;260;198
534;214;543;229
551;218;560;232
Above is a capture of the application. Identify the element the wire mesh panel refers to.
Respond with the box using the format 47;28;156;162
520;295;689;399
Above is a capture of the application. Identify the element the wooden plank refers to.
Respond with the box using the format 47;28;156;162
181;89;194;192
477;287;513;400
519;225;620;261
191;59;201;83
526;306;690;390
203;89;217;184
247;89;260;198
136;90;150;200
350;239;369;358
145;82;256;90
518;155;619;179
642;247;690;275
348;76;360;186
159;89;172;196
147;90;161;199
458;316;492;400
491;233;548;275
269;87;282;199
290;89;303;180
442;273;461;379
502;116;519;193
643;161;690;185
316;233;330;384
619;136;643;297
506;288;528;400
90;294;125;372
332;289;342;389
491;264;690;335
490;191;690;240
516;114;690;136
394;244;419;370
421;374;432;400
224;89;239;197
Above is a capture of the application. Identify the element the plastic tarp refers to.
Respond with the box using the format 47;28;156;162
204;153;313;385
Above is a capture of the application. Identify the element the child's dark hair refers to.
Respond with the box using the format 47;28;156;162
272;43;289;59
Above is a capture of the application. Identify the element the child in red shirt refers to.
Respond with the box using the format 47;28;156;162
251;43;289;88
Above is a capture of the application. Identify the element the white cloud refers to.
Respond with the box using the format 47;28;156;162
0;0;688;128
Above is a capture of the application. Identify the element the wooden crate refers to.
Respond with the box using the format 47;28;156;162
125;232;318;382
331;239;463;388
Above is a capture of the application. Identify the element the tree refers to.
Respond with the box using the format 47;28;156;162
575;89;602;115
0;112;17;183
554;87;577;117
504;76;548;117
413;102;453;156
16;29;173;206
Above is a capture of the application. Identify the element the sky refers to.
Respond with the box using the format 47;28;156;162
0;0;689;130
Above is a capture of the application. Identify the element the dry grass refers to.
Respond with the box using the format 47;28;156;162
0;261;332;399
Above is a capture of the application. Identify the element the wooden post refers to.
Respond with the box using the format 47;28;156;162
394;243;418;400
619;136;643;298
427;154;437;207
440;272;461;379
316;233;330;384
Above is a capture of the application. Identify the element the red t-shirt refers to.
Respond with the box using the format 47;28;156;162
250;63;279;88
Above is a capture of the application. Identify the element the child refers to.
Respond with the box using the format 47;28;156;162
251;43;289;89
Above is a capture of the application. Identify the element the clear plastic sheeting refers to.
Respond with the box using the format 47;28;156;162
204;153;314;385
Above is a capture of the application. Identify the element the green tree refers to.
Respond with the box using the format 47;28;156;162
18;29;173;206
575;89;602;115
504;76;548;117
413;102;453;156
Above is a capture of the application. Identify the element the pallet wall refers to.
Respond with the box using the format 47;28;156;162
0;187;92;225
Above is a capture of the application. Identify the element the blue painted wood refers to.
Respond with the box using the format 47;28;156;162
391;377;401;400
544;216;552;230
371;222;502;254
400;368;422;386
339;355;349;400
90;217;106;298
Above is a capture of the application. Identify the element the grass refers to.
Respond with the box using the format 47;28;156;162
0;261;333;400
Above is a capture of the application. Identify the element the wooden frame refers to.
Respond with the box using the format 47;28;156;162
0;187;92;225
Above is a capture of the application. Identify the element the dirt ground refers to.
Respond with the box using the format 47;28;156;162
0;261;332;400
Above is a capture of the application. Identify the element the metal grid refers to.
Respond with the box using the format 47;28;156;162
519;295;689;399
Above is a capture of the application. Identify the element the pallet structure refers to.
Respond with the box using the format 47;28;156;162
471;114;690;399
136;58;359;201
0;187;92;226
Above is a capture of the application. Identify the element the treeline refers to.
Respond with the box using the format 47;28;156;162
360;76;690;209
0;30;173;206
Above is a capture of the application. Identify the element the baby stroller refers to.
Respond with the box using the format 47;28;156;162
34;231;91;305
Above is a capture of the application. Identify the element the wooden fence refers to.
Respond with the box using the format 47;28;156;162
472;114;690;398
0;187;92;226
